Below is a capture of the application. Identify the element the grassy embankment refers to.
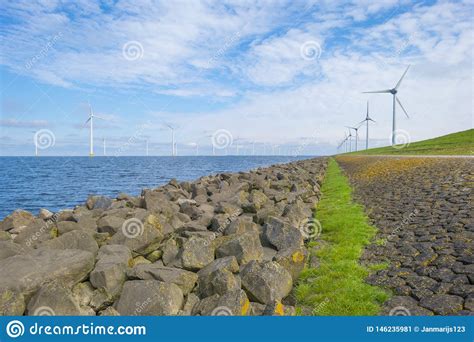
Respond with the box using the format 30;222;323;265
346;129;473;156
295;158;389;315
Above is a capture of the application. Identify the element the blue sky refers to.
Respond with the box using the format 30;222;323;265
0;0;472;156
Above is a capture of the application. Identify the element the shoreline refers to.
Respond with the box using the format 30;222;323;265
0;157;328;316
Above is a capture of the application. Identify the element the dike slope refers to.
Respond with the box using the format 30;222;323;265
337;155;473;315
0;157;327;316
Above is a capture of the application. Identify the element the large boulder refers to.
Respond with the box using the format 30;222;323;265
180;236;215;271
263;217;303;251
97;216;125;235
90;245;132;296
115;280;183;315
240;260;293;304
216;232;263;265
107;214;164;254
38;230;99;255
86;196;112;210
26;281;93;316
0;241;32;261
273;247;308;281
127;264;197;295
192;289;250;316
0;210;35;232
13;219;55;248
197;257;240;297
0;249;95;299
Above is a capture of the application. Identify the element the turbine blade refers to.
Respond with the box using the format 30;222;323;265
357;119;366;125
395;65;410;90
93;115;107;121
362;89;391;94
369;118;376;122
396;97;410;118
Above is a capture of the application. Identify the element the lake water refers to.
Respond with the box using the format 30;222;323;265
0;156;313;220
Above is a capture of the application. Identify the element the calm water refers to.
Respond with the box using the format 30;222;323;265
0;156;312;220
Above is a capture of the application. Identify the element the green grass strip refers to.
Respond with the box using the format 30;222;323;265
346;128;473;156
295;158;390;315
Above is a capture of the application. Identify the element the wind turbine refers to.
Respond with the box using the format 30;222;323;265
31;130;38;156
347;130;353;152
346;124;362;152
363;65;410;145
165;124;177;156
359;101;376;150
84;103;106;157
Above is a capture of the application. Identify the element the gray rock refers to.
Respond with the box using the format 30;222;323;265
86;196;112;210
0;289;25;315
224;216;260;236
0;210;35;232
0;241;32;261
193;289;250;316
115;280;183;315
264;217;303;251
240;260;293;304
182;293;200;315
97;216;125;235
180;236;215;271
99;306;121;316
273;247;307;281
14;219;55;248
38;230;99;255
127;264;197;295
0;249;95;298
38;209;54;220
27;281;94;316
90;245;132;296
56;221;81;235
216;232;263;265
107;214;164;254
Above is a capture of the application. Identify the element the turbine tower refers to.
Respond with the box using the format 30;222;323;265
363;65;410;145
165;124;177;156
346;124;362;152
359;101;376;150
84;103;106;157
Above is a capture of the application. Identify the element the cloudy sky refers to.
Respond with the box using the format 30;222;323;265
0;0;472;156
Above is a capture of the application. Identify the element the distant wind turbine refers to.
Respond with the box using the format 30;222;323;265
359;101;376;150
31;130;38;157
84;103;106;157
347;130;353;152
363;65;411;145
346;124;362;152
165;124;177;156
